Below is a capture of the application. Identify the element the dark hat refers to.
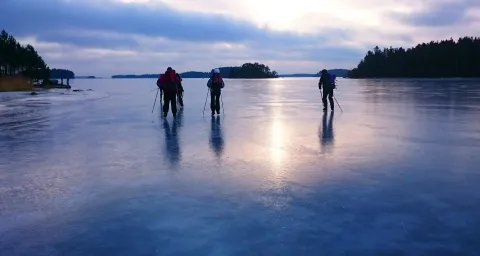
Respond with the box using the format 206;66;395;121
321;69;328;74
167;67;172;71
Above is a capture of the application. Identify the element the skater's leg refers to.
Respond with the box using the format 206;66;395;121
210;91;215;115
163;92;169;116
171;92;177;116
328;90;334;110
215;92;221;114
322;90;328;110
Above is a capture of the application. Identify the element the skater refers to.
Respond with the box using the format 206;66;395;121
175;72;184;107
207;68;225;115
157;67;178;117
318;69;335;111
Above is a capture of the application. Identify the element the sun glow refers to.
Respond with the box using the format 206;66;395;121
116;0;397;32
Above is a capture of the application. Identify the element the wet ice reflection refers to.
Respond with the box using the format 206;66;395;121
269;119;286;167
1;78;480;255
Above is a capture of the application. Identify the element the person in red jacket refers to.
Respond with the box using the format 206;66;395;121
157;67;178;117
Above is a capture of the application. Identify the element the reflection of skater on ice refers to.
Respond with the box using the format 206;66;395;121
209;116;224;157
319;111;334;152
161;108;183;166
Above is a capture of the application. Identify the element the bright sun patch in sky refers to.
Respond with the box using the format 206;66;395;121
119;0;386;31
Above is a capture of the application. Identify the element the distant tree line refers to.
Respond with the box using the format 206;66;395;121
315;69;349;77
229;63;278;78
176;72;208;78
112;74;158;78
348;37;480;78
0;30;49;81
50;68;75;79
112;62;279;79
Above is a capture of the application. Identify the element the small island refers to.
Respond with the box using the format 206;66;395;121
348;36;480;78
0;30;75;91
229;63;278;78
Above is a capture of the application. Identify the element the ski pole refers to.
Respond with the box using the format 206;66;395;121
203;89;209;116
333;95;343;112
152;88;159;113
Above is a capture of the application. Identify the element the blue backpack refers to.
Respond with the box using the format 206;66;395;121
329;74;336;89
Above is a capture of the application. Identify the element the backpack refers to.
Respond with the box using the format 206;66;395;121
210;74;223;92
156;74;164;89
329;74;336;89
163;70;177;92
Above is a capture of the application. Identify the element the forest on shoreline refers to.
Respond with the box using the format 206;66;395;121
0;30;75;91
0;30;49;80
348;37;480;78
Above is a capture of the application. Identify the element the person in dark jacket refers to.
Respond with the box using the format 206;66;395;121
318;69;335;111
207;68;225;115
175;73;184;107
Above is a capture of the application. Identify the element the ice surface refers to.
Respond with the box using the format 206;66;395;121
1;78;480;255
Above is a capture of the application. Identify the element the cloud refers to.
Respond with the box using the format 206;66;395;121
0;0;479;76
0;0;328;45
390;0;480;27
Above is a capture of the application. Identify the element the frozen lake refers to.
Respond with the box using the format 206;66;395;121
1;78;480;255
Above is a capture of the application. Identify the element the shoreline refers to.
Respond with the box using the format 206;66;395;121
34;84;72;89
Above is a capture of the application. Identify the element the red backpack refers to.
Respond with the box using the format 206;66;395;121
157;74;163;86
160;70;177;92
212;73;222;85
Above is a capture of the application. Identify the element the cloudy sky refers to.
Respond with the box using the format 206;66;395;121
1;0;479;76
